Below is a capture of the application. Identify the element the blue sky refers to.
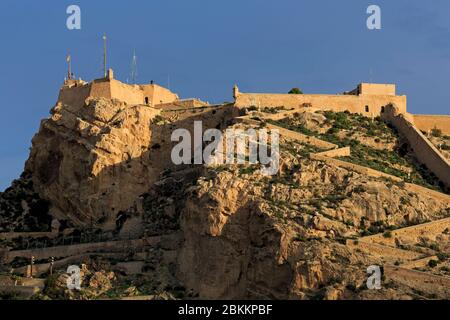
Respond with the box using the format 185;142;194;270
0;0;449;190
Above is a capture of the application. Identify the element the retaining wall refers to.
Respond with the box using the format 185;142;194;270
384;265;450;297
346;239;424;262
358;217;450;247
2;239;146;263
0;232;57;240
310;154;402;181
382;105;450;189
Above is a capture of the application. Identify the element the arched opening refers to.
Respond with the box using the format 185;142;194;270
145;97;149;104
381;106;385;113
365;105;369;112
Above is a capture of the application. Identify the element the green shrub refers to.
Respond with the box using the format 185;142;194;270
288;87;303;94
437;252;448;262
428;259;438;268
431;128;442;137
383;230;392;238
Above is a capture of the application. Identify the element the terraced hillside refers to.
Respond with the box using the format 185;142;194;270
268;110;446;193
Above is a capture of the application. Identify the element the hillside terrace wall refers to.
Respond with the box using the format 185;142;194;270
13;252;129;277
0;232;57;240
235;93;407;118
346;239;424;262
384;265;450;297
400;256;439;269
313;147;351;158
236;116;338;150
2;239;146;263
382;105;450;189
412;114;450;135
358;217;450;247
310;153;403;182
404;183;450;204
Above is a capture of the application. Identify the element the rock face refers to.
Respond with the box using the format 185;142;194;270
25;98;161;228
0;172;51;232
176;169;361;299
177;156;450;299
3;98;450;300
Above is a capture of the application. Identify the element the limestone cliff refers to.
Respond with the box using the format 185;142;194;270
2;100;449;300
177;158;449;299
25;98;161;229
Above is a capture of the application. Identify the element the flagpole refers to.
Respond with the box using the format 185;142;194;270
67;54;72;80
103;34;107;78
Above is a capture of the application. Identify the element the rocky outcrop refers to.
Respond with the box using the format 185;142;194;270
3;97;449;300
25;98;161;229
0;172;51;232
177;158;450;299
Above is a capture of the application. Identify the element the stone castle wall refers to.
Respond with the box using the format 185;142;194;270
412;114;450;135
382;105;450;189
235;93;407;117
141;85;179;106
57;83;92;108
57;76;178;108
359;83;396;96
109;80;145;105
156;98;209;110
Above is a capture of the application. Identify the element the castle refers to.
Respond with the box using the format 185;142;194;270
58;68;208;110
58;69;448;137
234;83;449;136
233;83;449;189
56;70;449;188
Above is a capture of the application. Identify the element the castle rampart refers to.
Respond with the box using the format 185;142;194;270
234;83;407;117
412;114;450;135
382;105;450;189
57;69;179;108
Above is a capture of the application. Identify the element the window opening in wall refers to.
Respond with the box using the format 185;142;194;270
145;97;149;104
365;105;369;112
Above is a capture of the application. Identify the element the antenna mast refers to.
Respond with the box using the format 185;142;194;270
103;34;107;78
131;50;137;83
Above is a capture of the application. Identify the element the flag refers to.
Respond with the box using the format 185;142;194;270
66;55;71;62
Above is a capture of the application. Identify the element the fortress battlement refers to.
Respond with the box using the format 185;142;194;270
234;82;407;118
58;68;179;109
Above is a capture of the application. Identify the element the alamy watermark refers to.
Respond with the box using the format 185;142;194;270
367;5;381;30
171;121;280;175
66;5;81;30
366;265;382;289
66;265;81;290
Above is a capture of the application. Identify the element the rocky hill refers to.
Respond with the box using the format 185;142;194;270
0;99;449;300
